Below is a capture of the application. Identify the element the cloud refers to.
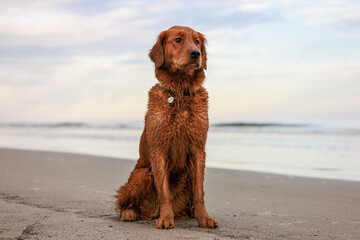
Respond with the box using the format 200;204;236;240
0;50;154;121
0;4;156;47
206;60;360;120
3;59;359;121
0;0;360;122
285;0;360;28
237;1;273;13
0;0;283;49
208;46;268;57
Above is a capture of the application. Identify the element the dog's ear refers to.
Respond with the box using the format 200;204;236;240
149;30;168;68
198;32;207;70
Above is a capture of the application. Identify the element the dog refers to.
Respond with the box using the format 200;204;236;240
115;26;218;229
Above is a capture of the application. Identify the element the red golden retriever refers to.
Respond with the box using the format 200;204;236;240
115;26;218;229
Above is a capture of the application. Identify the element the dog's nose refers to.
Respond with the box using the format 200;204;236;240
189;49;200;59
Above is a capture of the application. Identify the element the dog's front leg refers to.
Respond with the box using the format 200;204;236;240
191;147;219;228
151;150;175;229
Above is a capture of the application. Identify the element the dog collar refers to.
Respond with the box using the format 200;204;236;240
161;84;192;103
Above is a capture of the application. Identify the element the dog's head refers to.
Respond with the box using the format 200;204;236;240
149;26;207;72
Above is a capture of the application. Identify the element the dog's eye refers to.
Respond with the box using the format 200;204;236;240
195;40;200;44
175;37;182;43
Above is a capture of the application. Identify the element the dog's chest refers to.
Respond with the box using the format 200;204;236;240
167;100;205;136
170;105;191;128
165;101;206;168
147;86;209;145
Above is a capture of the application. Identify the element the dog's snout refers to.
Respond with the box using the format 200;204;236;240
189;49;200;59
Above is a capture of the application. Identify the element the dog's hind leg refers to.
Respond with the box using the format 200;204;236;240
115;167;153;221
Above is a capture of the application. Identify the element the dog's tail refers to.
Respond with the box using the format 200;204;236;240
115;167;153;212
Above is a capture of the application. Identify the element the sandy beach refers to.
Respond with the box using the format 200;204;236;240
0;148;359;239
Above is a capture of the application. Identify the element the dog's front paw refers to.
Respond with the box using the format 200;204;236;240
156;216;175;229
120;209;137;221
197;216;219;228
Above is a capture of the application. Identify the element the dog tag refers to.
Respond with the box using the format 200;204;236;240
168;96;174;103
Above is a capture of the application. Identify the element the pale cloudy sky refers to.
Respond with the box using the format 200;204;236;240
0;0;360;123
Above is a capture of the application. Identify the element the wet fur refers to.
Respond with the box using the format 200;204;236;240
115;26;218;229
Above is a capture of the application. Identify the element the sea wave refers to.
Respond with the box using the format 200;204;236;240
0;122;140;129
0;120;359;181
0;120;359;134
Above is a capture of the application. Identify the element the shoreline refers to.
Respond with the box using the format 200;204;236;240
1;147;360;239
1;146;359;183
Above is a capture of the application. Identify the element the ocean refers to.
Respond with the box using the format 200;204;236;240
0;120;359;182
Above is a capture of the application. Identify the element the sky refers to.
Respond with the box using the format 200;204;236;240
0;0;360;124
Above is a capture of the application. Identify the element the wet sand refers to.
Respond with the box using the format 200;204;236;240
0;147;359;239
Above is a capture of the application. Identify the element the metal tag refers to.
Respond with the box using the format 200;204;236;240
168;96;174;103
